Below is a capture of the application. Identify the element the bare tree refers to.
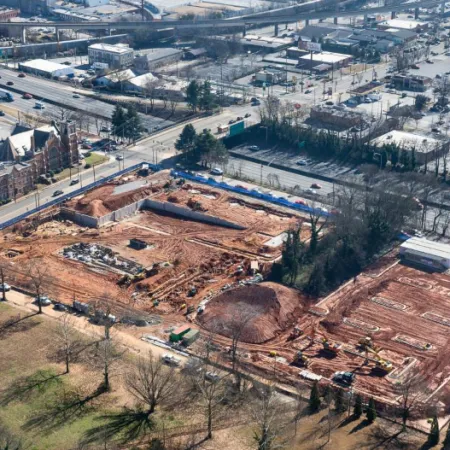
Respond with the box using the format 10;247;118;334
308;205;328;255
26;259;49;314
53;313;84;374
126;351;180;416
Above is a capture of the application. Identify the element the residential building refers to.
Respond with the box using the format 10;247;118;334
0;121;78;200
0;7;18;21
88;43;134;69
124;73;158;93
94;69;135;88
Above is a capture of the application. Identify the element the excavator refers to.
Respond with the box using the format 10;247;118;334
292;350;310;367
366;346;393;375
358;336;381;353
288;326;303;341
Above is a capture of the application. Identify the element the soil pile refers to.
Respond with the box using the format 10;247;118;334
199;282;301;343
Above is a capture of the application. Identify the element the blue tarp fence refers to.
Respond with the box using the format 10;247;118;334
171;170;331;217
0;162;161;231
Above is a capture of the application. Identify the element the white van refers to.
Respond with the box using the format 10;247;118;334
35;101;45;109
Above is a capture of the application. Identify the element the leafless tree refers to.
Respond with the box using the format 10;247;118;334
394;373;426;432
0;421;25;450
44;105;74;122
169;97;179;116
143;79;160;112
126;351;180;416
25;258;49;314
53;313;84;374
308;204;328;255
251;380;293;450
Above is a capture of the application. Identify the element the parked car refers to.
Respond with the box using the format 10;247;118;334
23;93;33;99
248;145;259;151
204;371;220;383
432;127;441;133
53;303;67;311
236;116;244;121
52;190;64;197
304;89;312;94
252;100;261;106
34;295;52;306
311;183;322;189
116;155;124;161
0;282;11;292
18;73;26;78
210;167;223;175
325;100;334;105
162;354;181;367
70;178;79;186
426;59;434;64
228;119;236;124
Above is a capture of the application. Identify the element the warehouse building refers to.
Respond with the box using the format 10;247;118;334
18;59;75;78
297;51;352;71
399;238;450;271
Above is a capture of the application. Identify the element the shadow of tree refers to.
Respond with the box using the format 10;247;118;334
22;383;107;432
0;312;39;338
0;369;63;406
81;407;155;445
350;418;372;434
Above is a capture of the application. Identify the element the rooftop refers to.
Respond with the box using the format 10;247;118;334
19;59;75;73
298;51;351;64
89;43;133;55
380;19;427;30
400;237;450;260
372;130;445;153
127;73;158;88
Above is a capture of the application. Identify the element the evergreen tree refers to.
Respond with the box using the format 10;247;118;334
366;398;377;423
194;130;227;166
309;382;321;413
353;394;363;418
186;80;200;112
124;104;142;143
111;104;126;138
199;81;215;112
175;124;197;163
443;420;450;448
428;415;439;446
304;263;326;297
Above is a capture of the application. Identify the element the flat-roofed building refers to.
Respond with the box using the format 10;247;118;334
88;43;134;69
400;237;450;271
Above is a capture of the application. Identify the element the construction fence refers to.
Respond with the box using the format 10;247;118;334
171;170;330;217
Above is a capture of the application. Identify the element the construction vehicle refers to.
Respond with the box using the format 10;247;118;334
358;336;381;352
292;351;309;367
269;350;278;357
333;371;355;386
366;346;393;375
321;337;342;355
288;326;303;341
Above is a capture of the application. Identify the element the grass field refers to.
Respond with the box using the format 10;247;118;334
84;152;109;167
0;302;440;450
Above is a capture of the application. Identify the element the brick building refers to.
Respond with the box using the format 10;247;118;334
0;120;78;201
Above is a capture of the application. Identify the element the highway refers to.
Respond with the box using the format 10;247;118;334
0;68;172;132
0;0;443;33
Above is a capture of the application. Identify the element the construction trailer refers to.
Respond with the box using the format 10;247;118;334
170;324;191;342
182;329;200;346
399;237;450;271
129;238;147;250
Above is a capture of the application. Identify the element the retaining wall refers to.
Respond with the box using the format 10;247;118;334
60;208;99;228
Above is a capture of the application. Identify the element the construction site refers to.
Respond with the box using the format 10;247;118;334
3;167;450;415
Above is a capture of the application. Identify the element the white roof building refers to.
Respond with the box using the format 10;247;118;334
18;59;75;78
298;51;351;65
372;130;443;153
125;73;158;91
400;237;450;270
379;19;428;31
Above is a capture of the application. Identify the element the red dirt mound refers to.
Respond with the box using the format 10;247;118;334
198;282;302;344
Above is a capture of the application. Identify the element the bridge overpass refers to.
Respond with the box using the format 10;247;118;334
2;0;444;43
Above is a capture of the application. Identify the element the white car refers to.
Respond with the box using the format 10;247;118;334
210;167;223;175
116;155;124;161
0;282;11;292
162;354;181;367
306;188;317;195
34;295;52;306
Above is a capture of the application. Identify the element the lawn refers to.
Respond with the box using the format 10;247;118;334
84;152;109;167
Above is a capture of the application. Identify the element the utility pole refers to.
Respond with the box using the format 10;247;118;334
141;0;145;21
1;268;6;301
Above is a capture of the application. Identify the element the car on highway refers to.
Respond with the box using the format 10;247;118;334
306;188;317;195
0;110;5;117
210;167;223;175
252;100;261;106
228;119;236;124
244;113;251;118
295;199;308;206
0;282;11;292
73;94;80;98
411;64;420;69
304;89;312;94
6;81;13;86
325;101;333;105
116;155;124;161
248;145;259;151
162;354;181;367
426;59;434;64
236;116;244;121
432;127;441;133
296;159;307;166
52;190;64;197
311;183;322;189
34;295;52;306
70;178;80;186
63;61;72;65
23;93;33;99
18;73;26;78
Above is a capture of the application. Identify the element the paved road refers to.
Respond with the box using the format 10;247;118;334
0;68;172;132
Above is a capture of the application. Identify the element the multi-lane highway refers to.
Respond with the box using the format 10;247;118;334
0;69;172;132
